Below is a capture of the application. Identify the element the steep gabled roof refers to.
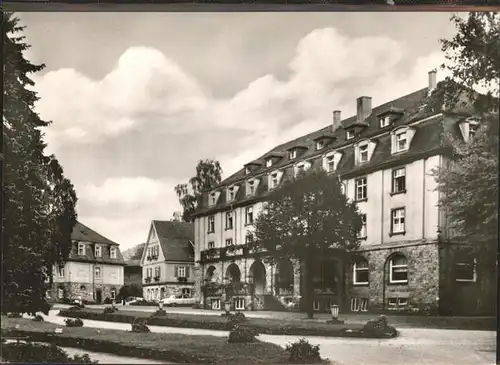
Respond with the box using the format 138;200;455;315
152;221;194;262
71;221;119;246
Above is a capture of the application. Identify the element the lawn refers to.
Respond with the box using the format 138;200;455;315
59;308;370;337
1;316;289;364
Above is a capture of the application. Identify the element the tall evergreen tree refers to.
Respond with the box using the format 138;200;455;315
2;13;78;314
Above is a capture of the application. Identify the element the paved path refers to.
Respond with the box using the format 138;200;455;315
45;310;496;365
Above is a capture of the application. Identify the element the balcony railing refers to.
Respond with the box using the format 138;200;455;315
201;244;266;262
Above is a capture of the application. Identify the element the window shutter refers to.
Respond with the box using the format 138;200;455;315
174;265;179;277
186;267;190;278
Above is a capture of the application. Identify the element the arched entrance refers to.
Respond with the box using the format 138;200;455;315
206;265;218;282
275;259;294;295
250;261;266;295
225;263;241;284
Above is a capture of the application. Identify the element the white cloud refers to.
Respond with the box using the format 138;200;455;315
33;27;449;249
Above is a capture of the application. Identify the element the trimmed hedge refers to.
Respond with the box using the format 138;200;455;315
59;309;394;338
1;342;97;364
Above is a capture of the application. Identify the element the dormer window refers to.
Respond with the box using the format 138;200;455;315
296;164;305;176
468;123;479;140
323;151;342;173
395;131;407;152
359;144;368;163
326;156;335;172
245;167;251;175
210;193;217;206
380;116;391;128
316;140;324;150
95;245;101;258
228;187;235;201
271;173;279;189
247;180;255;196
110;247;117;259
289;150;297;160
266;158;273;168
346;130;355;140
78;242;85;256
391;127;415;154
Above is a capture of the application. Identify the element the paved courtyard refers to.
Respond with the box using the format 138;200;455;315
43;309;496;365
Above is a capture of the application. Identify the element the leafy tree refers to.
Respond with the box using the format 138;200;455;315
434;12;499;313
117;284;143;301
251;169;363;318
2;13;78;315
175;159;222;222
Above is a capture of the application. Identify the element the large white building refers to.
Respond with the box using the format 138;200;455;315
191;70;496;316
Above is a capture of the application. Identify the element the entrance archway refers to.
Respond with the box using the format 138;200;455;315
225;263;241;283
206;266;218;282
250;261;266;295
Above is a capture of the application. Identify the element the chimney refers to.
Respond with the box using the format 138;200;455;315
173;211;182;222
428;69;437;93
332;110;342;132
356;96;372;124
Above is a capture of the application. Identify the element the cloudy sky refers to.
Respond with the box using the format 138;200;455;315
19;12;457;250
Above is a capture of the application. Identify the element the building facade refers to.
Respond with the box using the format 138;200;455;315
48;221;125;303
192;71;495;315
141;220;195;301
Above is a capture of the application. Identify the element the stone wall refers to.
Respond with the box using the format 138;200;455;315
347;240;440;313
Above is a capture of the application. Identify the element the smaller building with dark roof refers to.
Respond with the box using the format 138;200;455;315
48;221;126;304
140;220;195;301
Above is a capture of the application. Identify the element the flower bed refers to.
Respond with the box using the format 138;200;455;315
1;317;288;365
58;308;395;338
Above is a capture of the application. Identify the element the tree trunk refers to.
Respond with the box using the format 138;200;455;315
304;258;315;319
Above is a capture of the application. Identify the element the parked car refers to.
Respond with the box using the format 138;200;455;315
161;295;196;307
126;297;144;305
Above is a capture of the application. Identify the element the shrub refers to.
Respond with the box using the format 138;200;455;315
131;318;150;333
192;303;202;309
285;338;322;364
7;312;23;318
130;300;157;306
224;311;247;327
362;315;397;338
103;307;118;314
103;297;113;305
227;325;259;343
65;318;84;327
69;306;83;311
32;314;44;322
1;342;98;364
151;309;167;317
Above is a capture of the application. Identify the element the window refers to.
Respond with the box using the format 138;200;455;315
270;173;279;189
266;158;273;167
395;131;407;152
388;298;408;310
111;289;116;299
391;208;406;234
182;288;192;297
225;211;234;230
110;246;117;259
245;167;251;175
208;241;215;249
296;164;305;177
94;245;101;258
225;238;233;246
146;267;152;278
388;254;408;284
210;193;217;206
325;155;335;173
245;206;254;225
468;123;479;140
289;150;297;160
208;216;215;233
359;144;368;163
211;298;221;310
392;168;406;193
177;266;186;278
353;259;369;285
380;116;390;128
346;130;355;140
247;181;255;195
313;300;320;311
316;140;324;150
358;214;367;238
228;187;235;201
58;288;64;299
78;243;85;256
94;266;101;279
351;298;368;312
234;297;245;310
455;250;476;282
355;177;367;201
154;266;160;277
57;265;64;278
340;181;346;195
